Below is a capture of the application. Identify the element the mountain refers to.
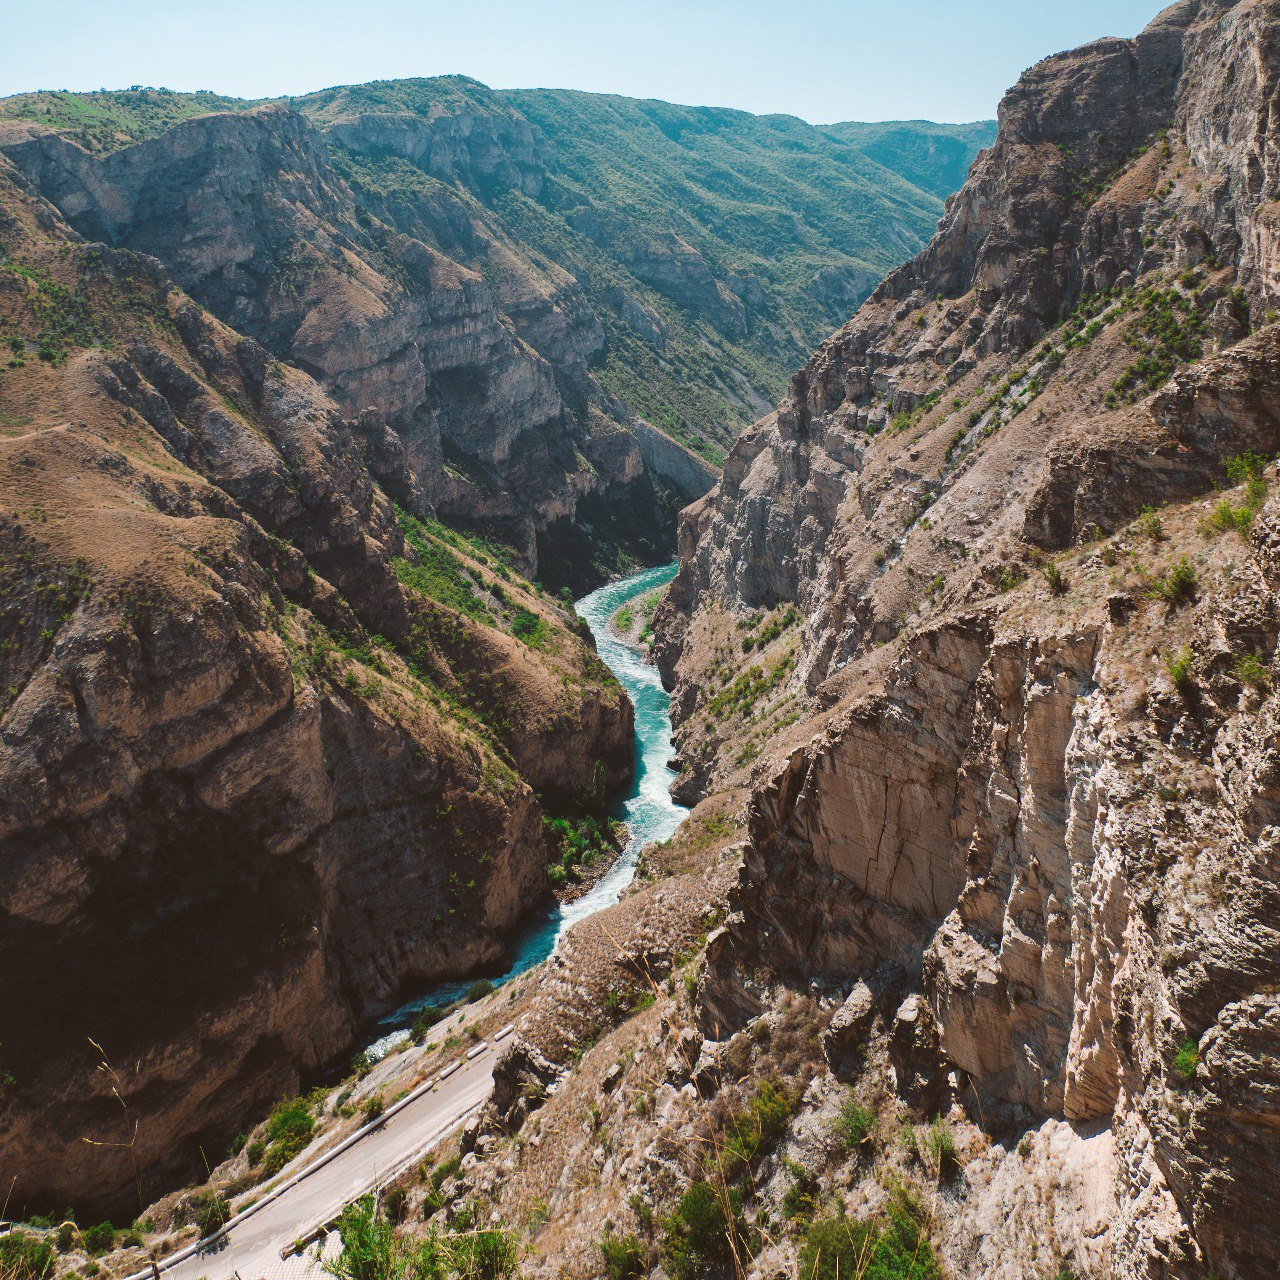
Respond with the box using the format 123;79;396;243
0;78;987;1216
0;82;990;586
646;0;1280;1274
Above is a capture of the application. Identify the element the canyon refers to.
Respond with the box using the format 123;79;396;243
5;1;1280;1278
0;75;982;1220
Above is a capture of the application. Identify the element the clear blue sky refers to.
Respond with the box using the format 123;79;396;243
0;0;1167;123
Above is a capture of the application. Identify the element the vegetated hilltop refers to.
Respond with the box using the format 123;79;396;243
0;80;992;585
325;3;1280;1278
0;144;633;1215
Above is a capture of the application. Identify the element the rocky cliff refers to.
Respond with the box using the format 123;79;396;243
0;152;630;1214
0;81;993;588
655;2;1280;1274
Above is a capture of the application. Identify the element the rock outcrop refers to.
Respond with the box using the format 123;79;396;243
659;2;1280;1274
0;155;629;1214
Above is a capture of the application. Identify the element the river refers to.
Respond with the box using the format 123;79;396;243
367;561;686;1056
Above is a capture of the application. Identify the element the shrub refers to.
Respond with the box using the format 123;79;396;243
920;1119;959;1173
382;1187;407;1224
600;1231;646;1280
410;1006;445;1044
81;1224;116;1257
1226;450;1269;490
1166;648;1196;698
832;1096;877;1155
0;1233;55;1280
325;1196;397;1280
1149;557;1198;607
1173;1037;1200;1083
717;1080;792;1179
430;1155;462;1190
246;1139;266;1166
662;1182;750;1280
798;1193;939;1280
261;1095;315;1174
510;608;550;647
1235;651;1270;691
465;979;495;1003
1137;505;1165;542
1042;561;1069;596
184;1191;230;1238
780;1159;818;1226
1201;499;1254;538
361;1094;386;1123
54;1224;79;1253
997;565;1027;593
450;1229;519;1280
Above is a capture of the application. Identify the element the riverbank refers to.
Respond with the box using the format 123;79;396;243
365;561;687;1056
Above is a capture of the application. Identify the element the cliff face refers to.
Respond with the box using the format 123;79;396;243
0;157;631;1213
0;80;995;591
658;2;1280;1274
0;105;683;586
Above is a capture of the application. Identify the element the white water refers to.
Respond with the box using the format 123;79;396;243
366;562;686;1057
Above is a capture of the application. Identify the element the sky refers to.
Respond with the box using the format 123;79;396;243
0;0;1167;124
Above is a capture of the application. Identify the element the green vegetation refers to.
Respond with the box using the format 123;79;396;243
904;1118;959;1174
1205;452;1271;536
1149;557;1198;608
322;1194;518;1280
1137;506;1165;543
543;814;616;888
780;1160;819;1227
395;511;491;620
740;606;799;653
410;1005;446;1044
1235;651;1271;691
1;256;110;365
1041;561;1069;596
599;1232;646;1280
510;608;551;649
888;389;943;436
184;1191;231;1238
715;1079;793;1179
798;1191;940;1280
1105;285;1209;406
832;1095;877;1155
261;1095;316;1175
80;1225;116;1258
1173;1037;1201;1084
0;1232;55;1280
1166;648;1196;698
662;1182;751;1280
0;88;248;154
707;650;796;720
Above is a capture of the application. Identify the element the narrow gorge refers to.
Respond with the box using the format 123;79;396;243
3;3;1280;1279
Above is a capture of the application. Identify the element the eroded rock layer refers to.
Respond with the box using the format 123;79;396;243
0;157;629;1213
659;2;1280;1273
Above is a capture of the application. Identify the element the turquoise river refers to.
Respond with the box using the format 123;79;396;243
369;561;686;1055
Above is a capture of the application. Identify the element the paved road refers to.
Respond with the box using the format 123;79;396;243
161;1049;496;1280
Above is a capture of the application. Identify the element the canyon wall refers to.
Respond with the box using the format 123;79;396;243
659;2;1280;1273
0;158;629;1212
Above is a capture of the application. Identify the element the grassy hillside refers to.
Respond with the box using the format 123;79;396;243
0;82;993;462
826;119;998;198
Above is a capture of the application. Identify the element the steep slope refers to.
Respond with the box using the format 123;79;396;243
642;1;1280;1275
824;119;999;200
0;82;990;590
0;150;630;1215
